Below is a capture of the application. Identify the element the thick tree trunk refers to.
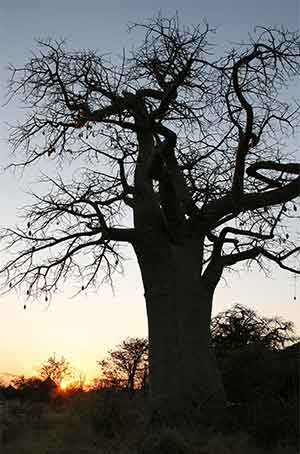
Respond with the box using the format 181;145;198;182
133;238;226;427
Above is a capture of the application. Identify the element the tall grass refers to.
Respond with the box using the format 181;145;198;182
0;391;297;453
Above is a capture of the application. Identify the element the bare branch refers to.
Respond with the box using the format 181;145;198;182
2;17;300;296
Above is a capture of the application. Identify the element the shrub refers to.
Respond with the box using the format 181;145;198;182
204;432;262;454
140;427;190;454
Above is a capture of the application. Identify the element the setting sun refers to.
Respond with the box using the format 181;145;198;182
59;380;68;391
0;1;299;452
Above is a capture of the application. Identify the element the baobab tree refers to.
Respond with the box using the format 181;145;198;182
2;16;300;425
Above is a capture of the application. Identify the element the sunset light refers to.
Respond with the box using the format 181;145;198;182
59;380;68;391
0;0;299;451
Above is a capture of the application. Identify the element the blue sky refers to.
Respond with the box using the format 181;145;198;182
0;0;299;381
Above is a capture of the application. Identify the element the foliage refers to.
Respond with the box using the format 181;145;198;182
0;390;296;453
211;304;299;404
203;431;262;454
11;375;43;392
67;369;87;391
97;337;148;393
9;375;58;403
140;427;190;454
38;354;73;386
211;303;299;354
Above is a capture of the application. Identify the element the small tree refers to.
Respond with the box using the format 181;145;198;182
39;354;73;386
97;337;148;393
70;369;87;391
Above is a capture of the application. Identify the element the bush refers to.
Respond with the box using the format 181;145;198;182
89;390;146;440
247;399;298;448
140;427;190;454
204;432;262;454
217;398;297;450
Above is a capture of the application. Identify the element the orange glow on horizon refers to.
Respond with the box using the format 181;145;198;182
59;380;68;390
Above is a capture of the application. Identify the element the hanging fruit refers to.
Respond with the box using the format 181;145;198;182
47;145;55;157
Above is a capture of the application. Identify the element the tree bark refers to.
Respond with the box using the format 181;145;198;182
133;237;226;427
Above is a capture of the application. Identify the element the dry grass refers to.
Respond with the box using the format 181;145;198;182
0;392;297;454
0;391;145;454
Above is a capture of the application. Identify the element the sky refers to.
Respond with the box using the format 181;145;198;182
0;0;299;383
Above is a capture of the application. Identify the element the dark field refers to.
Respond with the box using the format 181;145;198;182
0;390;297;454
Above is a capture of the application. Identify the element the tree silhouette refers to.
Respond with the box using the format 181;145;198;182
211;303;299;355
211;304;299;403
39;354;73;386
2;15;300;424
97;337;148;393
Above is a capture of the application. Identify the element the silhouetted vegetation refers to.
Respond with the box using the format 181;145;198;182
210;305;299;449
2;13;300;427
211;304;299;403
96;337;148;394
211;303;299;353
12;376;55;402
0;305;298;452
39;353;73;386
0;382;297;453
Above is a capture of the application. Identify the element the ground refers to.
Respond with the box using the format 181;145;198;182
0;390;297;453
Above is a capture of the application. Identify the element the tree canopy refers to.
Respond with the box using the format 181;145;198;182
210;304;299;404
211;303;299;354
1;16;300;298
97;337;148;392
39;354;73;386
